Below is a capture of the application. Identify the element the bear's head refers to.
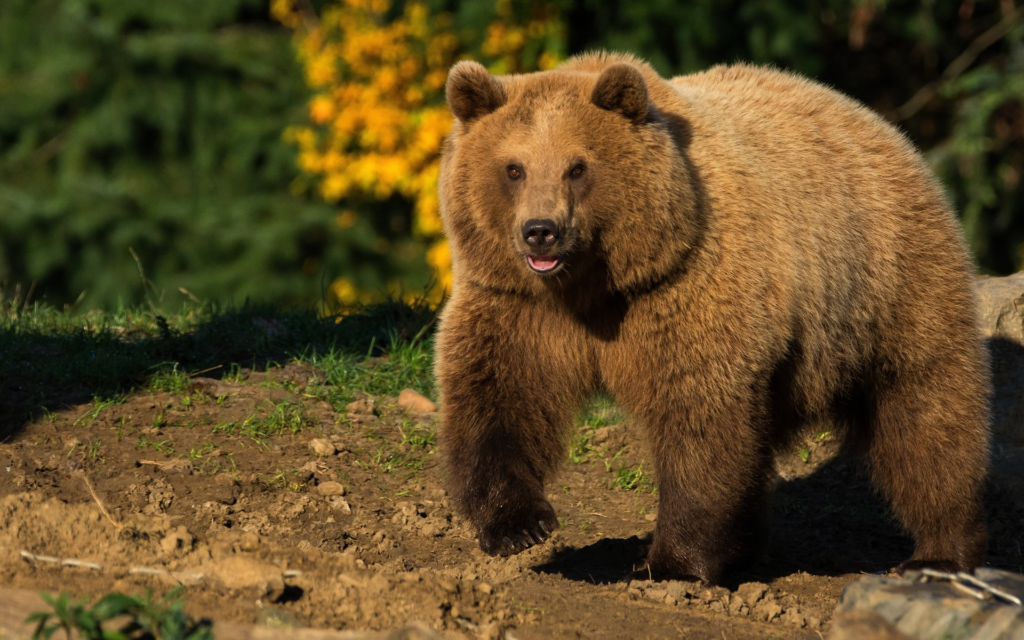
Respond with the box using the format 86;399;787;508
439;53;701;297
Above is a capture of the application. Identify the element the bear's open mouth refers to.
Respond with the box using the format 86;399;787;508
527;255;561;274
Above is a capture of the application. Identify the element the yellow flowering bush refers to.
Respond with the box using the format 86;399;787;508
272;0;564;308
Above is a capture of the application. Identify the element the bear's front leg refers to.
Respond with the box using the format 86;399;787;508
619;365;771;584
435;293;593;557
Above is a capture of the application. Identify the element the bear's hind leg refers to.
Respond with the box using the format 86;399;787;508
865;356;989;574
631;381;772;584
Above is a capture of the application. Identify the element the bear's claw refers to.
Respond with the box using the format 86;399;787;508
477;499;558;557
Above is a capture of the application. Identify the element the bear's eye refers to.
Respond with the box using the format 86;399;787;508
507;165;522;181
570;163;586;178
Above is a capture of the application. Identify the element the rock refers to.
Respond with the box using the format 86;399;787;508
212;555;284;596
476;622;503;640
752;599;782;622
211;473;240;505
398;389;437;414
829;610;915;640
156;458;193;475
977;272;1024;445
330;497;352;513
779;608;805;627
316;481;345;497
345;396;376;416
976;272;1024;344
832;568;1024;639
159;526;193;555
308;438;337;456
736;582;768;607
728;594;745;615
238;531;261;552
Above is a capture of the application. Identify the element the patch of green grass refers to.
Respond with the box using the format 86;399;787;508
211;401;313;446
313;329;435;408
187;444;213;458
577;393;623;429
148;363;191;394
73;394;126;427
398;420;435;448
607;455;655;493
365;421;437;476
259;469;307;492
26;588;212;640
66;437;104;466
136;436;175;456
569;429;594;464
1;296;437;436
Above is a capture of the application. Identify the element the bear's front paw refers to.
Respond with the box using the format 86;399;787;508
478;499;558;557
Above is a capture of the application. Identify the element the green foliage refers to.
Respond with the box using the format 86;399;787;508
609;461;652;492
567;0;1024;273
0;0;419;309
26;588;213;640
212;401;313;446
2;0;1022;312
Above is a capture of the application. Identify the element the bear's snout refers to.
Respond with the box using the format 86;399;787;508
522;219;560;249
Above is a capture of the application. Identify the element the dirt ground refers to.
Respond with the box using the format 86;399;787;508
1;362;1022;639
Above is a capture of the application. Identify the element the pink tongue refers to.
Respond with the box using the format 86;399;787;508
529;256;558;271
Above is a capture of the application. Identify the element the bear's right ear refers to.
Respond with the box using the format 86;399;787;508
591;63;649;123
446;61;506;123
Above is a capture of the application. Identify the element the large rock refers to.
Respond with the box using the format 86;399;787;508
977;273;1024;446
976;273;1024;345
831;568;1024;639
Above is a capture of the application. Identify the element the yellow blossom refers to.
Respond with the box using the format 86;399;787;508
276;0;564;309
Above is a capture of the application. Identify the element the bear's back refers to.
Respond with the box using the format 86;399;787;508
662;63;978;404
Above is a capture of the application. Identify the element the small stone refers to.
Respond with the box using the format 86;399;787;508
476;582;493;595
345;396;376;416
212;473;240;505
644;587;669;603
644;513;657;522
780;608;805;627
238;531;261;552
317;481;345;496
728;594;745;615
476;622;503;640
307;438;336;456
160;534;179;555
159;526;193;555
329;497;351;514
158;458;193;475
753;600;783;622
398;388;437;413
736;582;768;607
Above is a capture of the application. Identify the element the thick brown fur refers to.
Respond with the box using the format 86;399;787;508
434;52;991;584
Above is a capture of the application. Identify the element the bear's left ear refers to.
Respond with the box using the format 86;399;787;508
446;61;507;123
591;63;649;123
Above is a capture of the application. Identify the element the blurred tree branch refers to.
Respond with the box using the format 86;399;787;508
897;4;1023;121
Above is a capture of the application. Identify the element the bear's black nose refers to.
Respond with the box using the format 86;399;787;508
522;219;560;249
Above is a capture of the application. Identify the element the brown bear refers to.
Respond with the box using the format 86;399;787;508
434;51;991;584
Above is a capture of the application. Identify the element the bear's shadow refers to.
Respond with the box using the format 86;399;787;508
534;456;924;587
